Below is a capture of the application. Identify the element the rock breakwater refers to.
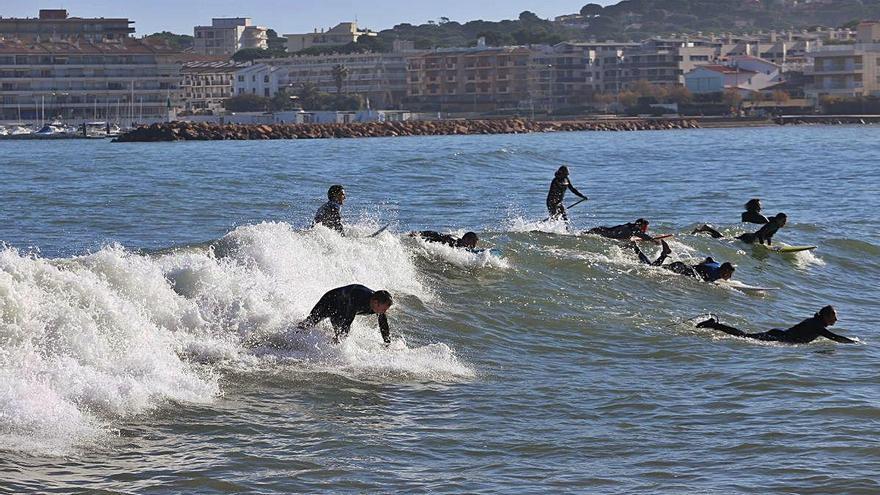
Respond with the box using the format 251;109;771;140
114;118;700;142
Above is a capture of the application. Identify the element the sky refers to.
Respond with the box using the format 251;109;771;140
0;0;615;36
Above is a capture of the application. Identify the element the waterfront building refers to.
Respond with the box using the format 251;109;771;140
405;44;533;112
685;56;782;94
234;43;417;109
614;38;718;89
0;9;134;42
193;18;268;56
805;22;880;100
284;22;376;53
529;41;637;110
181;60;247;112
0;37;182;123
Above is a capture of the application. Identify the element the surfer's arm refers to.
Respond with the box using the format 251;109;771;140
567;182;588;200
378;314;391;344
821;329;856;343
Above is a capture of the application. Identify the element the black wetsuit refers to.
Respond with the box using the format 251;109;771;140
736;218;782;245
301;284;390;343
313;200;343;233
588;222;653;241
546;177;586;220
699;314;854;344
742;210;769;224
634;246;726;282
413;231;461;248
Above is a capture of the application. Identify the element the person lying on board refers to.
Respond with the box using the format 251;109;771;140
546;165;588;222
313;184;346;234
586;218;655;241
696;306;856;344
693;213;787;246
742;198;769;225
298;284;393;344
631;240;735;283
410;230;479;250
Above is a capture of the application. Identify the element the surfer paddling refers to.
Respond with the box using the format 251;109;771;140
313;185;346;234
410;230;479;250
742;198;769;224
298;284;393;344
696;305;856;344
693;212;787;245
587;218;655;241
546;166;588;222
631;240;735;282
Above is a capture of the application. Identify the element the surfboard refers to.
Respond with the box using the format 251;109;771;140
762;244;817;253
716;280;781;293
630;234;674;242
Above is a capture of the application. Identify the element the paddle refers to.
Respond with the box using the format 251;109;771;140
369;223;390;238
543;197;589;222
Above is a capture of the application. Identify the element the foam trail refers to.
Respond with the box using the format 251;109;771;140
506;216;572;234
0;222;475;455
410;235;509;270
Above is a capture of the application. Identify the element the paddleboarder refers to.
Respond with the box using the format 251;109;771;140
696;305;855;344
298;284;393;344
631;240;736;282
546;166;588;222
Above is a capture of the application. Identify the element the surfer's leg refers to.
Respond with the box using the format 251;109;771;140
696;317;747;337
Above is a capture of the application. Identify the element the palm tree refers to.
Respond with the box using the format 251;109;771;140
332;64;349;95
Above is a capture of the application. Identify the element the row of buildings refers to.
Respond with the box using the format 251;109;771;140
1;9;880;123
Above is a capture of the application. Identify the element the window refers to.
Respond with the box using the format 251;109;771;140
264;88;270;96
263;75;269;83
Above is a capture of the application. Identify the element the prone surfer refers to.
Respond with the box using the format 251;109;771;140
410;230;479;250
313;185;345;234
298;284;393;344
696;305;855;344
631;240;735;282
587;218;655;242
546;166;588;222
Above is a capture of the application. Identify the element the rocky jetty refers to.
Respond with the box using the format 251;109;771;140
114;118;701;142
774;115;880;126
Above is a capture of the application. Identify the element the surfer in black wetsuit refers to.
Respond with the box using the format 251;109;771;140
298;284;393;344
696;306;855;344
587;218;654;241
631;240;735;282
736;213;787;246
313;185;345;234
546;166;588;221
410;230;479;249
742;198;769;224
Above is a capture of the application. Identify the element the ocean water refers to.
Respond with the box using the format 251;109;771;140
1;126;878;494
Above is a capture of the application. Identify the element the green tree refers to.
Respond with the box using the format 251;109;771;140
145;31;194;50
223;94;271;112
232;48;270;63
580;3;604;17
332;65;349;95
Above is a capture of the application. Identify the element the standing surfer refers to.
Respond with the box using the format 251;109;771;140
546;166;588;222
313;185;345;234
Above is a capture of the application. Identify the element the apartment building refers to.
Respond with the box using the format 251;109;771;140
530;41;637;110
181;61;247;112
806;22;880;100
614;38;718;89
406;45;532;112
285;22;376;53
0;37;182;123
0;9;134;42
234;43;417;108
193;18;268;56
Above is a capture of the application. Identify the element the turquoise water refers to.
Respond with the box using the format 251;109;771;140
1;126;878;493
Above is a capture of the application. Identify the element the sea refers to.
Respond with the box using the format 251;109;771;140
1;126;878;494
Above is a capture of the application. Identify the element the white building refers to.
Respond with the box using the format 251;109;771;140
193;18;268;56
233;64;283;98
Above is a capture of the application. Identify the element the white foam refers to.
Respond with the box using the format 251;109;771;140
411;236;509;270
0;222;473;455
506;216;572;234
